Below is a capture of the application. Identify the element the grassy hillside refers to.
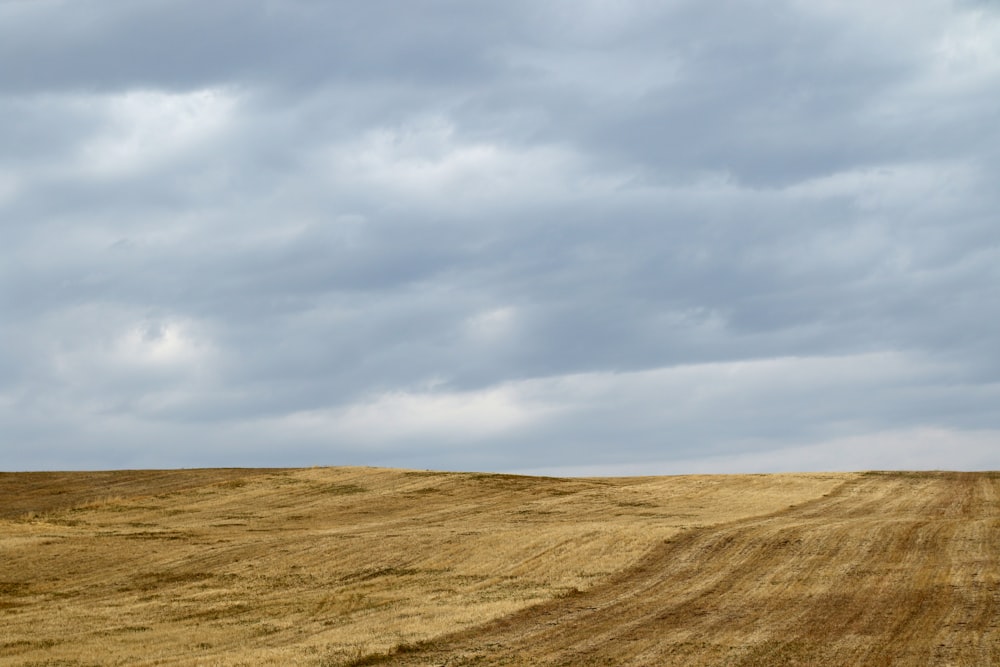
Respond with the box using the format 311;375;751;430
1;468;996;665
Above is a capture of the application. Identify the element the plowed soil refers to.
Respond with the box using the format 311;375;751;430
1;468;997;665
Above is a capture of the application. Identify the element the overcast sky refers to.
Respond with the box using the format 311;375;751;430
2;0;999;474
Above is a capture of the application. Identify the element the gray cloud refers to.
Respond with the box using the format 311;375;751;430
2;0;999;472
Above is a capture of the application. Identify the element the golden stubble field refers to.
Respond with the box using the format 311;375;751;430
1;467;997;666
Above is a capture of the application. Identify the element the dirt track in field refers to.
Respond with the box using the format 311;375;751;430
384;472;1000;666
0;467;845;665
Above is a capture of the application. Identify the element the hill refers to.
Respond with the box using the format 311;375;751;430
1;468;996;665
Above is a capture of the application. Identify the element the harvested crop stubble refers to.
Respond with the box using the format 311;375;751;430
382;471;1000;666
2;468;995;665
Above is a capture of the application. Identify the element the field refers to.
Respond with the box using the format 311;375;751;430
1;467;997;665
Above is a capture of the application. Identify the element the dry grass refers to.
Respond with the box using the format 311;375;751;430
2;468;995;665
385;471;1000;666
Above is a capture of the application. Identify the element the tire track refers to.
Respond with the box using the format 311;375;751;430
385;472;1000;666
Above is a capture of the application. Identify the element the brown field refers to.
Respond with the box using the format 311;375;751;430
0;467;997;665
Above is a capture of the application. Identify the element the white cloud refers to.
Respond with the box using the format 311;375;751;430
319;117;624;209
114;319;213;370
31;306;218;405
932;9;1000;86
463;306;518;343
241;351;970;465
274;384;558;449
509;351;945;415
516;427;1000;476
77;88;238;177
854;5;1000;129
784;161;973;206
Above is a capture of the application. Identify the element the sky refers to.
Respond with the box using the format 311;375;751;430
2;0;999;474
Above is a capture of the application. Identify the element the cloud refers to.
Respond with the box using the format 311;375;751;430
2;0;999;472
519;428;1000;476
77;88;238;178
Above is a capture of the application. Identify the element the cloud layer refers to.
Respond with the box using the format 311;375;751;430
2;0;999;472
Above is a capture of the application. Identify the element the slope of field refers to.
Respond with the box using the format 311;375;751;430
385;471;1000;666
0;467;846;666
5;470;999;666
